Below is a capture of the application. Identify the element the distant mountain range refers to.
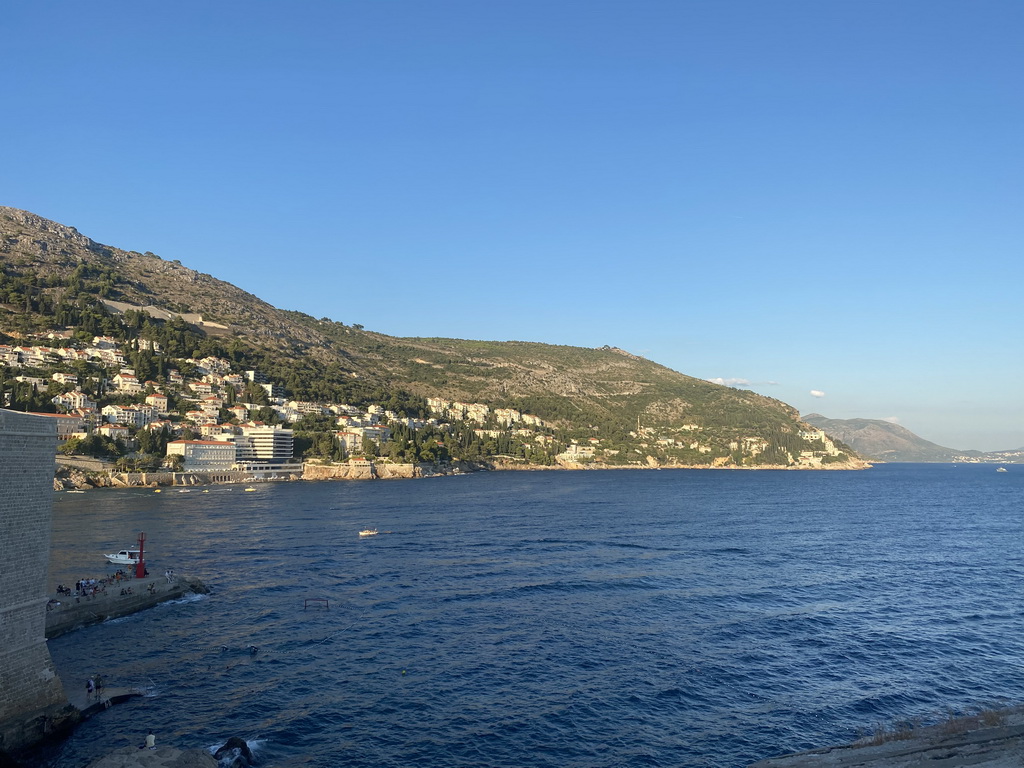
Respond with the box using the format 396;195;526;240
801;413;1023;464
0;205;865;469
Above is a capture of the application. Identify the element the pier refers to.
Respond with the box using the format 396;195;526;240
66;684;144;719
45;573;208;639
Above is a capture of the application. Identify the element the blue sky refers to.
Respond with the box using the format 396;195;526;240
4;2;1022;451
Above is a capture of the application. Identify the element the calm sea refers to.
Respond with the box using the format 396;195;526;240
38;463;1024;768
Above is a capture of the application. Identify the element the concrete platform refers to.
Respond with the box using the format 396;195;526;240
67;686;144;719
46;574;208;639
750;708;1024;768
83;744;217;768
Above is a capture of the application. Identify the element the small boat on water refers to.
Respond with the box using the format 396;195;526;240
997;467;1008;472
104;548;141;565
244;487;257;492
359;529;379;537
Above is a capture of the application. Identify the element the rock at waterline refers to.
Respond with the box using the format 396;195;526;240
212;737;254;768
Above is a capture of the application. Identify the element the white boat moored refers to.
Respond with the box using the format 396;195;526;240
359;529;378;537
104;548;141;565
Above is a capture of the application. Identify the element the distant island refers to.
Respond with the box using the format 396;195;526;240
0;205;867;474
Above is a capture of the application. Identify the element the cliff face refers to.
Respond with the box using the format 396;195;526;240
302;462;474;480
302;462;413;480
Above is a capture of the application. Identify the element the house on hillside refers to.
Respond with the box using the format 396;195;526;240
228;405;249;422
112;373;142;394
52;390;96;412
145;392;169;415
0;345;21;365
28;412;86;443
102;404;155;428
199;395;224;418
97;423;131;444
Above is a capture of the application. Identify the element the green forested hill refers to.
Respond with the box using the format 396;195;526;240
0;206;862;468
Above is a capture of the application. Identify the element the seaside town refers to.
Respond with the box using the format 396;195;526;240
0;329;857;482
0;330;567;480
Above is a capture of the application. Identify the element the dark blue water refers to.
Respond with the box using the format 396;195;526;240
41;464;1024;767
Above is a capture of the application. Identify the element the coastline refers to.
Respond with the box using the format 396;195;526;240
55;456;872;491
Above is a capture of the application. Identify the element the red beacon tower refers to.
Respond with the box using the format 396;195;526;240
135;531;146;579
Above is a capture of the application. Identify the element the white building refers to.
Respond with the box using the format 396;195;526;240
112;373;143;394
145;392;169;414
97;423;131;442
334;425;392;456
230;425;294;465
0;345;20;365
166;440;236;471
493;408;522;426
101;404;156;428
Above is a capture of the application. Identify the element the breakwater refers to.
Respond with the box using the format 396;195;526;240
54;454;870;492
45;574;209;639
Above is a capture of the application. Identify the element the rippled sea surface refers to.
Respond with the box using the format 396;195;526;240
39;464;1024;768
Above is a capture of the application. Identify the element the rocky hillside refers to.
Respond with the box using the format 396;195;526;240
801;413;961;462
802;413;1024;464
1;206;863;467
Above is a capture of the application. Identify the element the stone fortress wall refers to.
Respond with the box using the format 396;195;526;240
0;410;73;753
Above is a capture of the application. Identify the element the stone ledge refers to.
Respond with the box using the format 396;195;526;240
85;744;216;768
750;708;1024;768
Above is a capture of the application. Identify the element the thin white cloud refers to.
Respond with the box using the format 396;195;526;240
707;378;780;388
708;377;751;387
809;390;826;398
